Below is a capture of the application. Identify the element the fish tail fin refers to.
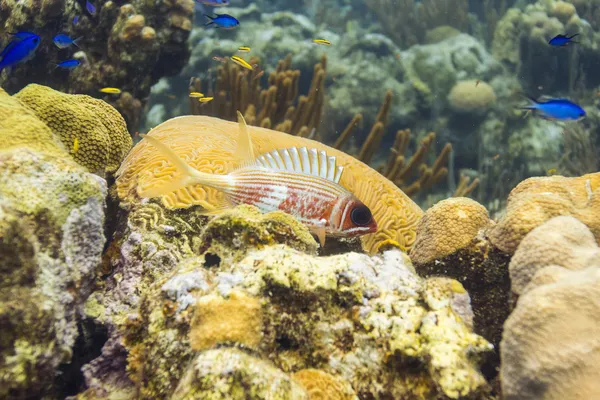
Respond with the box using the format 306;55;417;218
137;134;232;198
204;14;215;25
73;36;83;47
569;33;580;39
518;94;539;110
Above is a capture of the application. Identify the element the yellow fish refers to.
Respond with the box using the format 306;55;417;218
189;92;204;98
230;56;253;70
199;97;214;103
73;137;79;153
312;39;331;46
238;46;250;52
99;87;121;94
547;168;557;175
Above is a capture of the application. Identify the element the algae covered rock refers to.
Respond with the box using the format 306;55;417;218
84;198;492;399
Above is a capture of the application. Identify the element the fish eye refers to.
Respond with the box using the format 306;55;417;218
350;204;372;226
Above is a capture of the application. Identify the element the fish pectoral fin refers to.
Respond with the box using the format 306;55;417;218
233;110;256;165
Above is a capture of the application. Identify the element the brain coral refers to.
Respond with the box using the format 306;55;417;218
488;173;600;254
501;266;600;400
14;84;132;175
448;80;496;114
410;197;491;265
509;216;600;296
115;115;424;253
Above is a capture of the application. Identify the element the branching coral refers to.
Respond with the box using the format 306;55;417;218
364;0;469;48
190;54;326;138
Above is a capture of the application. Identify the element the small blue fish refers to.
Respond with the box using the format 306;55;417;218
73;15;80;25
520;96;586;121
204;14;239;29
53;34;81;49
8;31;38;40
199;0;230;6
56;59;81;69
0;34;41;71
86;1;97;16
549;34;579;47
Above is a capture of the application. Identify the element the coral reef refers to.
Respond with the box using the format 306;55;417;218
409;197;511;380
448;80;497;116
488;173;600;254
14;84;132;175
501;219;600;399
116;115;424;253
84;202;492;399
0;0;193;132
0;87;107;397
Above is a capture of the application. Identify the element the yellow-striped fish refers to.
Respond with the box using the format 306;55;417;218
238;46;250;53
312;39;331;46
99;87;121;94
230;56;253;70
189;92;204;98
199;97;214;103
73;137;79;153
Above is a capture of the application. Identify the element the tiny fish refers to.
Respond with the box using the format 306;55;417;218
395;53;401;60
492;154;500;161
199;97;214;103
519;96;586;121
0;33;41;72
56;59;81;69
549;33;579;47
199;0;230;6
167;95;177;99
238;46;250;53
73;15;80;25
204;14;239;29
231;55;253;70
547;168;557;175
138;112;378;247
86;1;97;16
212;56;227;63
53;34;81;49
99;87;121;94
476;80;480;87
312;39;331;46
252;70;265;81
189;92;204;98
73;137;79;153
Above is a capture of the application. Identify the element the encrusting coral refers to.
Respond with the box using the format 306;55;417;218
501;218;600;399
409;197;510;380
14;84;132;176
0;0;193;132
0;86;108;398
85;202;492;399
116;115;424;253
488;173;600;254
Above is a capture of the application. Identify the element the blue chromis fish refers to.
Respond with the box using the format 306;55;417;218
0;33;41;72
204;14;240;29
520;96;586;121
86;1;97;16
8;31;38;40
548;33;579;47
137;112;378;247
199;0;230;6
73;15;80;25
56;59;81;69
53;34;81;49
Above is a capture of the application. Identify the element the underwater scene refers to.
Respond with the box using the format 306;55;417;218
1;0;599;398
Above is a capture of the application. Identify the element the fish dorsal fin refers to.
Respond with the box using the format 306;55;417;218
254;146;344;184
233;111;256;164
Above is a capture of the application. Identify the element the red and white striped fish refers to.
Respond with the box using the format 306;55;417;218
138;112;377;246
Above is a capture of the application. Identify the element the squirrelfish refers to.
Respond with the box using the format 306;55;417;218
0;33;40;72
204;14;239;29
138;112;377;246
312;39;331;46
548;34;579;47
231;55;253;70
100;87;121;94
520;96;586;121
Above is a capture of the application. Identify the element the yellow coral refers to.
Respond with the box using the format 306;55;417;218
0;89;66;157
447;80;496;114
292;369;357;400
116;116;424;253
488;173;600;254
551;1;577;24
189;290;263;350
410;197;491;265
14;84;132;175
